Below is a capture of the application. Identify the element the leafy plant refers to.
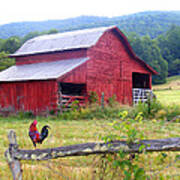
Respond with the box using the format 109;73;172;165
71;100;80;111
88;91;98;104
17;111;34;119
133;98;163;119
99;111;148;179
108;94;117;107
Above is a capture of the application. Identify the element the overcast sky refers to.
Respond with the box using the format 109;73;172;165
0;0;179;25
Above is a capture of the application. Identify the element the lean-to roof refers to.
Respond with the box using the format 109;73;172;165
0;57;89;82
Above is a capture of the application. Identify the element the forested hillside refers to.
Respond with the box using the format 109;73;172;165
0;11;180;84
0;11;180;39
128;25;180;83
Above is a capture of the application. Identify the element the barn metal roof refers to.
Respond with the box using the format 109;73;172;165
12;26;115;56
0;57;89;82
10;26;158;75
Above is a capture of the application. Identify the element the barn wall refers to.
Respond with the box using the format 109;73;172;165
0;80;58;113
7;29;153;110
87;30;152;104
15;49;87;65
58;63;87;84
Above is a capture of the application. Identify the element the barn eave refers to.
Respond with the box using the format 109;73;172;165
9;47;89;58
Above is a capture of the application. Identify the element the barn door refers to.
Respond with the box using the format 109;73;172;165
122;79;131;104
117;61;132;104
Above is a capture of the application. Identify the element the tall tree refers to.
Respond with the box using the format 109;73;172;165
128;34;168;84
157;25;180;76
1;36;21;53
21;31;40;44
0;51;15;71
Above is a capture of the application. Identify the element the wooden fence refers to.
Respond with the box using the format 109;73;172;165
5;130;180;180
132;88;152;104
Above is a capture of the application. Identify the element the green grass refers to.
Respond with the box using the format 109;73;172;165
167;75;180;82
153;75;180;90
0;116;180;179
154;90;180;105
153;75;180;105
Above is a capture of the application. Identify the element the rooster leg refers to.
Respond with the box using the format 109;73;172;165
33;141;36;148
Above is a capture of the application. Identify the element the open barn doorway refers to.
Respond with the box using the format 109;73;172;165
59;83;86;96
132;73;150;89
132;73;152;104
58;82;86;109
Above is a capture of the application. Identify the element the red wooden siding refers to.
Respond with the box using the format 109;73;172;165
87;30;152;104
0;27;156;114
15;49;87;65
0;80;58;113
58;63;87;84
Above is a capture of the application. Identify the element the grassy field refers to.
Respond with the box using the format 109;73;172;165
0;115;180;179
0;76;179;179
154;89;180;105
153;75;180;105
153;75;180;91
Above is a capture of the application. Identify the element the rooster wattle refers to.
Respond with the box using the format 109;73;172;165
29;120;50;147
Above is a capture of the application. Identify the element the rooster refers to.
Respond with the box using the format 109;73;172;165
29;120;50;147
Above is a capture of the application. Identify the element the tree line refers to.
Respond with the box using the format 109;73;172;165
1;11;180;39
0;29;59;71
127;25;180;84
0;26;179;84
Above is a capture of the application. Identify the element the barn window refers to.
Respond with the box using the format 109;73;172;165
59;83;86;96
132;73;150;89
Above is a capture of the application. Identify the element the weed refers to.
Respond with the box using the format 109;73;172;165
88;91;99;104
17;111;35;119
99;111;147;179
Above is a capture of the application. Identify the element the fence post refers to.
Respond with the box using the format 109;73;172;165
4;130;22;180
59;91;63;114
147;91;153;115
101;92;104;109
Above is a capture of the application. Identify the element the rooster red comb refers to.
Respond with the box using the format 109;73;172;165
33;120;38;125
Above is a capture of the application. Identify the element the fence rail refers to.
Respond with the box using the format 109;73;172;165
132;88;152;104
5;130;180;180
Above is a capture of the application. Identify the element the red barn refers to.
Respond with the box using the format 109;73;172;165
0;26;157;114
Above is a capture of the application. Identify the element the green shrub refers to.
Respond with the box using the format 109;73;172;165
49;109;56;115
71;100;80;111
88;91;98;104
132;99;163;119
12;98;178;122
108;94;117;107
165;104;180;121
17;111;34;119
99;111;148;179
131;98;179;121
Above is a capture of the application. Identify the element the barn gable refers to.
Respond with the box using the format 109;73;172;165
89;27;157;75
86;27;157;104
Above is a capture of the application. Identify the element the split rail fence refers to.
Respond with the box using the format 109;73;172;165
5;130;180;180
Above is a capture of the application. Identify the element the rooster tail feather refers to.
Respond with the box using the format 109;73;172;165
40;125;50;143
